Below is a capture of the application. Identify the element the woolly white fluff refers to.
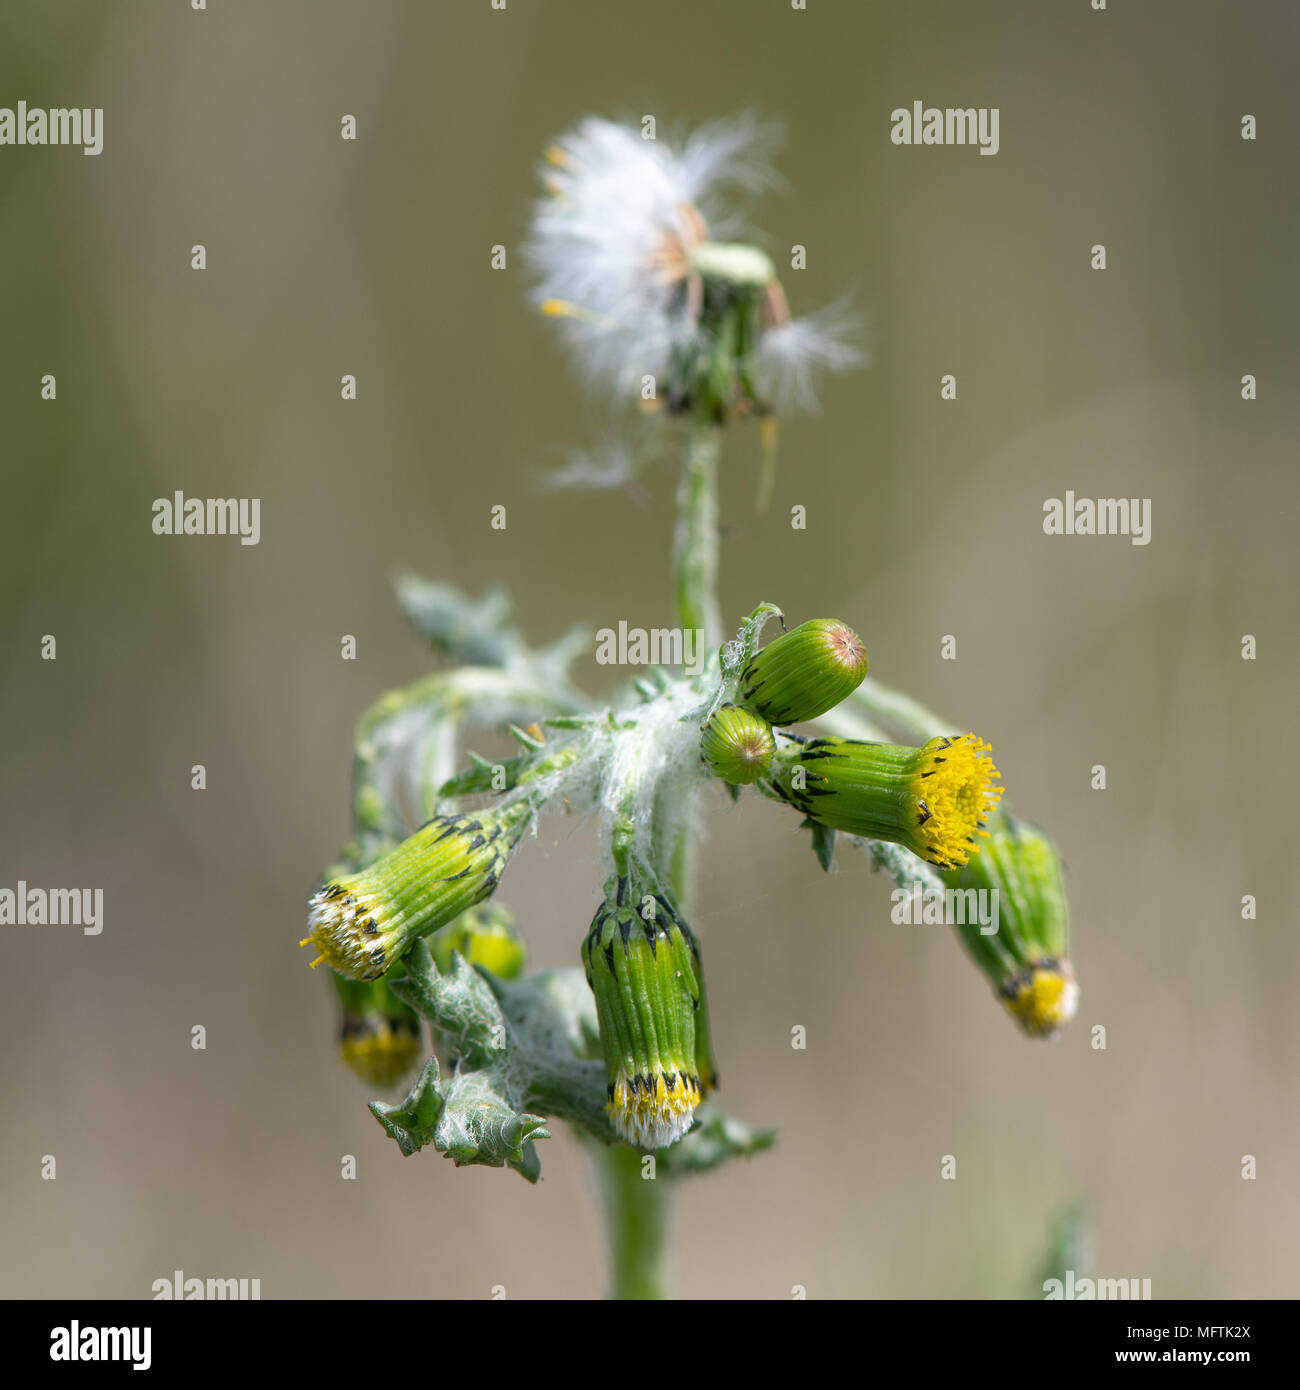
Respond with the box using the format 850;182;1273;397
526;115;859;410
593;678;707;867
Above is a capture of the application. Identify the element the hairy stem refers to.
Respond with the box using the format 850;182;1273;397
672;421;724;650
599;1141;671;1300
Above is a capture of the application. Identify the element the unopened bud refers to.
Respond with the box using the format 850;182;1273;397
739;619;867;725
700;703;776;784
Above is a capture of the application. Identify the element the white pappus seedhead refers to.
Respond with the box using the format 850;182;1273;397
526;114;860;417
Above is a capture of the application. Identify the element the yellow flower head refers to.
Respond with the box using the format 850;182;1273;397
907;734;1004;869
340;1017;422;1090
1001;957;1079;1039
768;733;1003;870
331;974;423;1089
607;1068;705;1151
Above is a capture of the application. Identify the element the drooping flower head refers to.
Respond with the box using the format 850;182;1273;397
332;974;423;1089
766;734;1003;870
527;116;859;420
302;802;531;980
942;810;1078;1037
999;958;1079;1038
581;868;717;1149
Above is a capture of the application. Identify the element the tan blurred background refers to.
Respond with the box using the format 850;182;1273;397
2;0;1298;1299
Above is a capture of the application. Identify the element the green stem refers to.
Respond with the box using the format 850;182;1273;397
668;821;696;912
672;421;724;650
599;1141;671;1300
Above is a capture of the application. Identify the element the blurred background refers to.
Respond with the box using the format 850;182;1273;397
2;0;1297;1299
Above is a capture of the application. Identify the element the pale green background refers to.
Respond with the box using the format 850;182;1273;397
1;0;1297;1298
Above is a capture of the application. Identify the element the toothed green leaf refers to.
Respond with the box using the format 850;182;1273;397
369;1057;445;1156
388;945;508;1070
394;576;519;666
433;1069;550;1181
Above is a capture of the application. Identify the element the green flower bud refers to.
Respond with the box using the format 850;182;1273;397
700;703;776;784
581;872;716;1149
332;974;422;1089
302;802;531;980
942;811;1077;1038
766;733;1003;870
738;619;867;725
430;902;527;979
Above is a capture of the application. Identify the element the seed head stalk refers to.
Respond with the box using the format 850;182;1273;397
672;420;725;653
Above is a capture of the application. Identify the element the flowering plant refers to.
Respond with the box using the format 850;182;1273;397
301;116;1077;1298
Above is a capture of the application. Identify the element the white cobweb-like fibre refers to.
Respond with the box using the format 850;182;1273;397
589;679;709;872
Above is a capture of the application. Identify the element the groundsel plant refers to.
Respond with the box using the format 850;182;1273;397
301;115;1078;1299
